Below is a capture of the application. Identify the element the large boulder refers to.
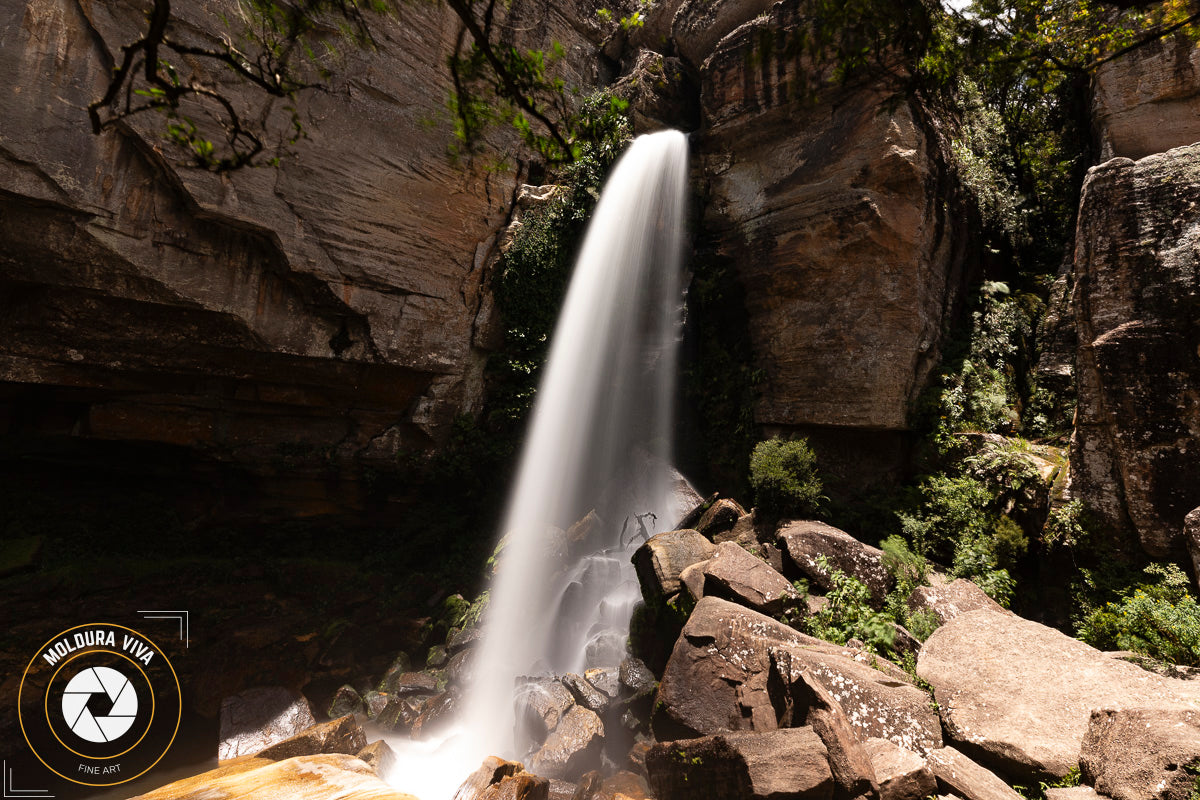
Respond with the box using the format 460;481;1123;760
864;738;937;800
219;686;316;761
694;0;967;488
129;753;418;800
907;578;1006;625
1070;142;1200;558
777;521;892;605
925;747;1023;800
917;609;1200;780
255;714;368;761
1080;706;1200;800
654;597;943;753
694;541;799;615
632;529;717;600
527;705;605;780
647;728;835;800
1093;30;1200;161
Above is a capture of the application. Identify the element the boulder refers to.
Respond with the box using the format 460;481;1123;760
219;686;316;761
447;648;480;686
584;667;621;698
357;740;398;777
255;714;367;761
654;597;942;753
1093;30;1200;160
696;499;746;539
381;671;439;697
917;609;1200;780
1187;506;1200;589
1080;706;1200;800
410;690;458;740
768;650;879;799
376;696;423;732
128;754;418;800
1071;142;1200;558
777;521;891;605
907;578;1006;625
448;626;483;654
864;738;937;800
527;705;606;780
452;757;524;800
1044;789;1102;800
517;678;577;744
478;774;549;800
328;685;365;718
562;672;610;714
632;530;717;600
600;771;653;800
647;728;835;800
619;658;658;696
925;747;1022;800
696;541;799;615
363;691;391;720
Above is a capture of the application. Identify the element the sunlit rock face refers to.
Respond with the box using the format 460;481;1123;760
0;0;604;513
1070;142;1200;560
691;0;969;486
1093;30;1200;161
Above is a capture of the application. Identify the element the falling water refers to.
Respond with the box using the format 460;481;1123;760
387;129;690;798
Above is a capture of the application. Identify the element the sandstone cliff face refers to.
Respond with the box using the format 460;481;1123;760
1070;142;1200;559
0;0;601;512
691;0;967;480
1093;31;1200;160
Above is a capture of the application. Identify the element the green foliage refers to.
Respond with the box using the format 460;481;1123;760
1042;499;1088;550
1014;765;1082;800
488;92;631;428
806;556;896;655
880;534;941;641
1079;563;1200;666
749;438;826;520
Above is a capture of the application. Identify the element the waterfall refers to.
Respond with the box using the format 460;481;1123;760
386;129;690;798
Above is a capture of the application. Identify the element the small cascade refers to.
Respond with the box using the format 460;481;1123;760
386;129;690;799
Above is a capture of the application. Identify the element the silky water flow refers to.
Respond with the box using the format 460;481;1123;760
386;129;691;799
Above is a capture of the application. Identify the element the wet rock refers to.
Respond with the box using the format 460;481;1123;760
382;671;439;697
219;686;316;761
671;0;779;65
357;739;398;777
655;597;942;753
363;690;390;720
128;753;418;800
328;685;365;719
517;678;577;743
528;705;606;780
584;631;627;668
1080;706;1200;800
448;648;479;686
632;529;717;601
410;690;459;741
426;645;450;669
778;521;892;605
448;625;483;654
907;578;1006;625
696;499;746;539
584;667;621;698
925;747;1022;800
256;714;367;760
376;695;423;732
676;492;721;531
479;774;550;800
918;610;1200;780
647;728;835;800
1187;506;1200;589
864;738;937;800
619;658;657;696
452;756;525;800
600;770;652;800
562;672;609;714
1044;789;1102;800
612;50;699;135
697;541;799;615
566;510;604;556
547;779;577;800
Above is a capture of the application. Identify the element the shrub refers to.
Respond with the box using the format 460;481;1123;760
749;438;824;519
1078;563;1200;666
806;556;895;655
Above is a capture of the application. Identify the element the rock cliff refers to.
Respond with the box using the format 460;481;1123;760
0;0;603;513
691;0;968;484
1069;142;1200;559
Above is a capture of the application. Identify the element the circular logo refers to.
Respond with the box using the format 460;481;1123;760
61;666;139;743
18;624;181;787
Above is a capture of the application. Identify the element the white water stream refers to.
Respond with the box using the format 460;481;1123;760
387;129;690;799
